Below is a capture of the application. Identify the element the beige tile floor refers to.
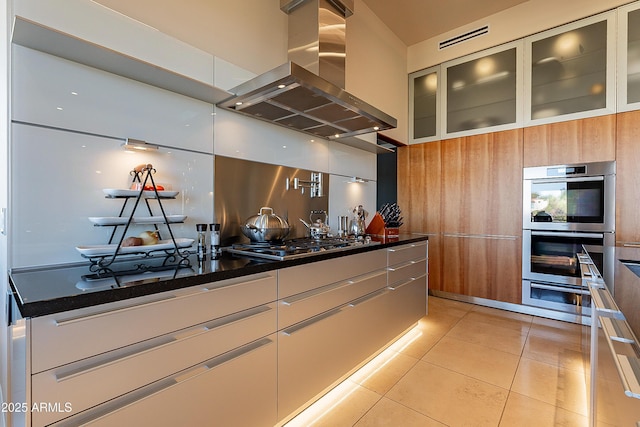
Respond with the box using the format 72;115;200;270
285;296;640;427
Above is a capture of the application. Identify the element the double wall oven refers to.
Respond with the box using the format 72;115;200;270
522;161;615;318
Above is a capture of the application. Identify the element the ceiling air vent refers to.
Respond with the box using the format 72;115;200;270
439;25;489;50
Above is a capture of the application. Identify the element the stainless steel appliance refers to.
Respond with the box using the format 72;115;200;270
523;230;614;286
226;237;379;261
523;161;615;232
521;161;616;318
216;0;397;140
522;230;615;317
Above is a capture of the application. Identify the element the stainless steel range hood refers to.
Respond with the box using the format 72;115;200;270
216;0;397;142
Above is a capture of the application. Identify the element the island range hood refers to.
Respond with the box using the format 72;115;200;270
216;0;397;141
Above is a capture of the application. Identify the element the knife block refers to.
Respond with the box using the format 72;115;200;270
365;212;385;236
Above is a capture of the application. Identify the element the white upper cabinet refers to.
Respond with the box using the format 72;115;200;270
441;40;524;138
409;66;440;143
617;2;640;112
524;11;616;125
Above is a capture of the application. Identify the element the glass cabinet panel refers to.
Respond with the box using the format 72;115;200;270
626;8;640;105
443;43;520;135
526;12;615;122
409;67;439;142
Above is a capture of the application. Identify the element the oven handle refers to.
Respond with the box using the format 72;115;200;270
530;176;604;184
530;282;591;295
530;231;604;239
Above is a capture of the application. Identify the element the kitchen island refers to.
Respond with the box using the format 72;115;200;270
8;234;428;427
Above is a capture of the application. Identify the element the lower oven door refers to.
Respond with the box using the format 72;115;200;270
522;279;591;316
522;230;612;286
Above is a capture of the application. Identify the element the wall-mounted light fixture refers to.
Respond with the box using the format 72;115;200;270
347;177;368;184
121;138;159;151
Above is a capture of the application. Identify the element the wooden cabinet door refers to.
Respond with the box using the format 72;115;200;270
442;235;522;304
442;129;523;235
616;110;640;245
523;114;616;167
397;141;441;233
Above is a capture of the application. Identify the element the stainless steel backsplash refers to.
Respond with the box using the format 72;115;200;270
214;156;329;245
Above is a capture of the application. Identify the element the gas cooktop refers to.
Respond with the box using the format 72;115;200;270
226;237;379;261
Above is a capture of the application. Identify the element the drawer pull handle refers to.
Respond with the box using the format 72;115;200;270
54;294;177;326
348;288;389;307
200;273;274;292
282;306;346;336
388;257;426;271
54;304;273;382
388;274;426;290
281;280;354;306
281;270;385;306
388;243;418;252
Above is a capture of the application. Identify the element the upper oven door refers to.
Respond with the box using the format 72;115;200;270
523;162;615;232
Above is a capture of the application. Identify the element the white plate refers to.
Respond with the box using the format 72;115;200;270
76;238;194;257
88;215;187;226
102;189;179;198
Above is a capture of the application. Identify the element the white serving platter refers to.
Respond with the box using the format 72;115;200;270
88;215;187;226
102;189;179;198
76;238;194;257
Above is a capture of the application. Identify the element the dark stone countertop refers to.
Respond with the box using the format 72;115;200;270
9;234;428;318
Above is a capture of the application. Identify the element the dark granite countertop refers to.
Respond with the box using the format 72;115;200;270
9;234;428;318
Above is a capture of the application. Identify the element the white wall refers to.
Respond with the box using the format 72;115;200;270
349;0;408;144
10;46;215;268
408;0;632;73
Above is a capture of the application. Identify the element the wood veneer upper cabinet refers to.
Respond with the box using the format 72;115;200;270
616;110;640;245
397;142;441;233
523;115;616;167
442;129;524;236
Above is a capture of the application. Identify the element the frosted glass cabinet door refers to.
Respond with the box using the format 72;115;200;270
618;3;640;111
626;9;640;104
442;41;522;136
526;12;615;122
409;66;439;143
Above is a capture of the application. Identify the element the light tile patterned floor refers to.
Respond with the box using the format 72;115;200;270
284;296;640;426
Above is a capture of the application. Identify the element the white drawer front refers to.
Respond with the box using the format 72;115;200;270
33;303;276;426
277;287;391;420
388;258;427;287
52;333;278;427
278;269;387;330
387;241;427;266
278;250;387;298
31;272;277;373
